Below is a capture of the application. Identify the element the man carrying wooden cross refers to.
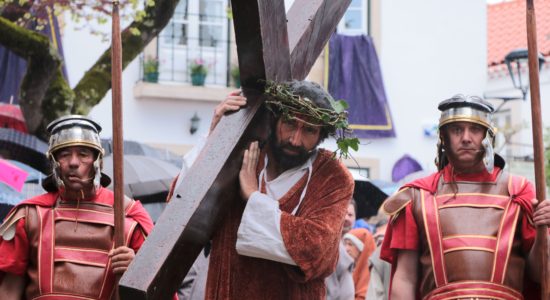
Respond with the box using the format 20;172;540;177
179;80;355;299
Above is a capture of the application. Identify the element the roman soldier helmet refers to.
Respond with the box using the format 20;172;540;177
43;115;110;192
436;94;501;173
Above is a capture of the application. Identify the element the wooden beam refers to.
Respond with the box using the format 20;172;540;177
287;0;352;80
233;0;291;86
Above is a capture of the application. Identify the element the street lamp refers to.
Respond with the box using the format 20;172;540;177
504;48;545;100
189;112;201;135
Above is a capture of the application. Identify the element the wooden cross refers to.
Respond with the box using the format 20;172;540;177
119;1;351;299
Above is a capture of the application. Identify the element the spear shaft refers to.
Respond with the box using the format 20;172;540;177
111;0;125;298
525;0;548;298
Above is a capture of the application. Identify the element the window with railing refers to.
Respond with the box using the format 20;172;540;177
155;0;231;86
146;0;369;85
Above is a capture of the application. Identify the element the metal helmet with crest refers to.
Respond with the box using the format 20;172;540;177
435;94;501;173
44;115;108;191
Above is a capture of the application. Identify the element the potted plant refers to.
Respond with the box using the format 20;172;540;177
231;66;240;88
143;56;159;83
190;58;208;86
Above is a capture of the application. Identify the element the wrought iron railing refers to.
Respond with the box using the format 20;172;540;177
140;12;235;87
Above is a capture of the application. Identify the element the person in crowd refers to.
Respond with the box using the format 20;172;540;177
326;199;357;300
366;211;391;300
381;95;550;299
0;115;156;299
176;81;355;299
325;242;355;300
343;228;376;300
343;199;357;234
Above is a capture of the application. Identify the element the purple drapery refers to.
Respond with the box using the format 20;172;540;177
0;10;67;104
391;154;423;183
328;34;395;138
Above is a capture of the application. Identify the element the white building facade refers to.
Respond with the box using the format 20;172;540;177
62;0;502;181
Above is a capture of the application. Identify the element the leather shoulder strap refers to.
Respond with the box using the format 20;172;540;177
382;187;415;216
0;206;27;240
123;196;136;215
506;173;526;197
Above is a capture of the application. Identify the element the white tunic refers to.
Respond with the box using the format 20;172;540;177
236;152;317;265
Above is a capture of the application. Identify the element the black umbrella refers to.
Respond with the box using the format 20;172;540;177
101;155;180;203
353;179;397;220
0;128;50;174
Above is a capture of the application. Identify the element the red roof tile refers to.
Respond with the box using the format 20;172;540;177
488;0;550;67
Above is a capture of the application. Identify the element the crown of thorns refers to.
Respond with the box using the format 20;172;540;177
264;81;359;159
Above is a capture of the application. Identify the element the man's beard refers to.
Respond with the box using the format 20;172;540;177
269;131;316;170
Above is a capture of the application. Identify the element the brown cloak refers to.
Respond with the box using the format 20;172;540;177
205;149;354;299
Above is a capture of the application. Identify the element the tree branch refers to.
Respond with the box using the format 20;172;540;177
0;16;70;136
0;0;180;135
72;0;180;115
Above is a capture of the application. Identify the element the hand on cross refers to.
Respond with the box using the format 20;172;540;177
239;141;260;200
209;90;247;134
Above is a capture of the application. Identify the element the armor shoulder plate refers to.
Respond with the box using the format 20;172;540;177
382;187;416;217
0;206;27;241
123;195;135;214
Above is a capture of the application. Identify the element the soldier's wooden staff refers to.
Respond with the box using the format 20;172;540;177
111;0;125;298
525;0;549;298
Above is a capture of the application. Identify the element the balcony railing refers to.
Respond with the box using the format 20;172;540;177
141;12;236;87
